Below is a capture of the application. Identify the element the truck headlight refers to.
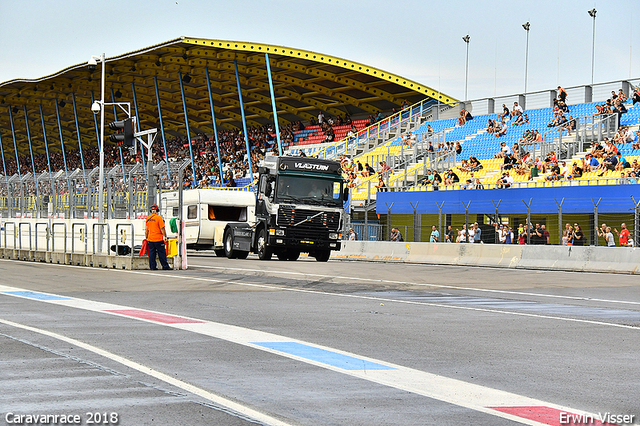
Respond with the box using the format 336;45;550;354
329;233;338;240
276;229;285;236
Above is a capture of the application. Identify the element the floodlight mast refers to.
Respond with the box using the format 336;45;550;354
134;128;158;211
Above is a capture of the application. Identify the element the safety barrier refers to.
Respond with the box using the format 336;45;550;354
0;218;181;270
334;241;639;274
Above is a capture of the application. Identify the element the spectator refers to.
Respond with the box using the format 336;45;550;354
348;228;357;241
558;86;568;103
605;227;616;247
512;102;523;116
375;175;387;192
614;223;630;247
390;228;403;242
445;225;454;243
430;225;439;242
570;223;585;246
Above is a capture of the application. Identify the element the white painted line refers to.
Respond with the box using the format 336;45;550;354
0;317;294;426
0;258;638;331
191;263;640;307
0;284;623;425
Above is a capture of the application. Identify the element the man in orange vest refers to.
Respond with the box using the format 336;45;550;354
145;204;170;270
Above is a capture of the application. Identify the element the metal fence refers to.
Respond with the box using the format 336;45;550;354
0;160;190;219
349;195;640;247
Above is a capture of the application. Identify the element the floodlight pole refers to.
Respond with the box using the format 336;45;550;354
523;22;530;94
588;8;597;85
96;53;105;224
462;35;470;101
135;128;158;210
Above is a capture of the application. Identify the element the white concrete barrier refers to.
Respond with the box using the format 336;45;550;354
335;241;640;274
334;241;409;262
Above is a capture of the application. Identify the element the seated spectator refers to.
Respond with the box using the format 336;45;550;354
618;89;627;102
443;169;460;185
426;124;434;137
375;175;387;192
498;104;510;121
501;154;518;171
512;111;524;126
564;115;576;136
486;119;495;133
495;120;508;137
570;162;583;179
468;156;482;172
455;142;462;155
432;171;442;189
615;152;630;171
584;153;598;172
496;172;513;188
495;142;511;159
512;102;523;117
379;161;392;178
633;86;640;105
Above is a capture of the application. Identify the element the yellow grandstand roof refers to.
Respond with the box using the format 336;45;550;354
0;36;456;156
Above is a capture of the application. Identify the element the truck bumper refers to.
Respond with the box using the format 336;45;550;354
267;235;341;251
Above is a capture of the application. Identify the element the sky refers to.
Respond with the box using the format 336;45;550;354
1;0;638;102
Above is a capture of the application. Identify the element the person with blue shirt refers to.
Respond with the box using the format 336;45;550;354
430;226;440;242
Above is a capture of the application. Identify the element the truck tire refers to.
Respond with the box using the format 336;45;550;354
224;230;238;259
257;228;272;260
314;250;330;262
287;250;300;261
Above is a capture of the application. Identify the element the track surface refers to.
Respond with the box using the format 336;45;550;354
1;253;639;426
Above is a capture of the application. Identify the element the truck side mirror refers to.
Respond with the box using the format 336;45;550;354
265;183;272;197
343;187;349;200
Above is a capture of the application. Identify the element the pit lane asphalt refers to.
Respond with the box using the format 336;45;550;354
1;253;639;426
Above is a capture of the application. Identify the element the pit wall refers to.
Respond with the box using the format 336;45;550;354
333;241;640;274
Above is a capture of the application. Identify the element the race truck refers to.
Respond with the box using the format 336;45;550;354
223;155;348;262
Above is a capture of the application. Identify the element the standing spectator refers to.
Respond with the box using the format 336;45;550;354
571;223;585;246
541;224;550;245
614;223;630;247
445;225;454;243
390;228;403;242
558;86;568;103
605;227;616;247
348;228;357;241
497;224;507;243
473;223;482;243
430;225;439;242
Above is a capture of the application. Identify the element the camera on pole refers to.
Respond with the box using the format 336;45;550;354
108;117;135;147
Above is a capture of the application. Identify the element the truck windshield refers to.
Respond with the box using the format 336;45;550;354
276;175;344;206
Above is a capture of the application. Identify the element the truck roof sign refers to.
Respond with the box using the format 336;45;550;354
277;156;342;175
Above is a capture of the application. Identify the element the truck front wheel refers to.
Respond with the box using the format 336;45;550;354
257;228;272;260
314;250;330;262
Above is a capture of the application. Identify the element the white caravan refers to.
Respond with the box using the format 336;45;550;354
160;189;256;255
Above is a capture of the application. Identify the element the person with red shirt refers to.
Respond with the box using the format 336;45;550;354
145;204;171;270
615;223;631;247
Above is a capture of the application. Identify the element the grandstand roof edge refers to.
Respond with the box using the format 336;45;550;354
181;37;457;104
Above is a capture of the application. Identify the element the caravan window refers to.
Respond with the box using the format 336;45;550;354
208;205;247;222
187;205;198;219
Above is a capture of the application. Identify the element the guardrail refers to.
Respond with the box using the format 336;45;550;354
0;218;181;270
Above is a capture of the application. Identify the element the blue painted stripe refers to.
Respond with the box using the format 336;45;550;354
252;342;394;370
3;291;72;301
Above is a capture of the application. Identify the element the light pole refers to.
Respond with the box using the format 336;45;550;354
522;22;530;94
462;35;470;101
89;53;105;224
588;8;597;85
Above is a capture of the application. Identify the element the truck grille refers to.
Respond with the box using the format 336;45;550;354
277;206;340;232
